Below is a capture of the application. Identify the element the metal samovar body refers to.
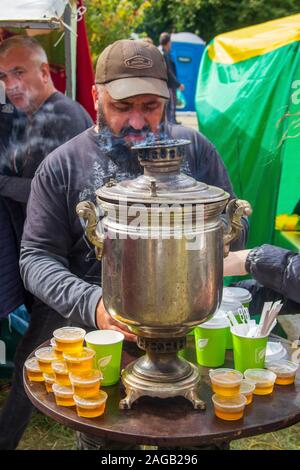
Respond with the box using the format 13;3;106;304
77;139;251;410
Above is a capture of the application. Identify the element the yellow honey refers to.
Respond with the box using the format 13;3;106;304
267;360;298;386
244;368;276;396
50;338;64;359
240;379;255;405
43;373;55;393
52;360;71;386
212;394;246;421
35;347;58;374
69;370;102;398
53;327;86;355
209;368;243;397
253;383;275;395
52;384;75;407
73;391;108;418
25;357;44;382
63;348;95;374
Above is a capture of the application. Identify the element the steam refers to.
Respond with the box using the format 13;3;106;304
0;100;75;178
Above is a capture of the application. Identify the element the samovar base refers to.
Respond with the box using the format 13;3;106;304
119;361;205;411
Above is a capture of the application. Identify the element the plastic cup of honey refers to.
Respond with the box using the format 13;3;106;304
52;360;71;386
52;383;75;407
53;327;86;355
209;368;243;397
34;347;58;374
212;394;247;421
73;390;108;418
50;338;64;359
43;373;55;393
244;368;277;395
63;347;95;374
25;357;44;382
69;369;103;398
240;379;255;405
266;360;299;385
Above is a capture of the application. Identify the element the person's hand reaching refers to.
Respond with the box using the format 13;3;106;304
96;297;137;342
224;250;251;277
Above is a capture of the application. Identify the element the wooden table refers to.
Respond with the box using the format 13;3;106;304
24;342;300;448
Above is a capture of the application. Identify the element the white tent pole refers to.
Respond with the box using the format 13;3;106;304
64;1;77;99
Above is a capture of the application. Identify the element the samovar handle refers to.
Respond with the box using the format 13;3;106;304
222;199;252;257
76;201;104;260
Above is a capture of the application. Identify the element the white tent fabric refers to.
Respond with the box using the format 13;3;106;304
171;32;205;45
0;0;69;22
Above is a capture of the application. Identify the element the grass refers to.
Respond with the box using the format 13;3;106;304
1;379;299;450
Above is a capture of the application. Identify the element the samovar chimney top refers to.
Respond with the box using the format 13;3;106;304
132;139;190;175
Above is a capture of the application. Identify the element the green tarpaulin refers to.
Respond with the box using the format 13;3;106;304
196;15;300;250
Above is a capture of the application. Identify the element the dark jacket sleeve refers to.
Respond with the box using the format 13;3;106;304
0;175;31;203
168;124;249;250
246;244;300;304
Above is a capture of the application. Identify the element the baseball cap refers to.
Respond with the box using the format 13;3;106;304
95;39;169;100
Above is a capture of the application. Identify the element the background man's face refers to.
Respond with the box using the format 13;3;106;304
99;88;166;145
0;46;48;114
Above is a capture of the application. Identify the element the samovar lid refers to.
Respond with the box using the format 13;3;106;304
96;139;229;205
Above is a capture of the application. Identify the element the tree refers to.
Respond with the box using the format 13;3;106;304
141;0;300;44
84;0;152;62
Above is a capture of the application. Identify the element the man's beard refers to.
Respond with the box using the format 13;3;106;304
95;104;167;172
95;106;142;172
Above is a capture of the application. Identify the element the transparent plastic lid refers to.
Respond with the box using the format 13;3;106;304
244;368;276;385
209;368;243;385
85;330;124;345
52;384;74;396
70;370;103;384
34;347;57;362
198;316;229;330
25;357;41;371
73;390;108;407
52;360;68;374
63;347;95;362
212;394;246;409
223;287;252;304
43;373;55;382
266;360;299;376
53;327;86;342
240;379;255;394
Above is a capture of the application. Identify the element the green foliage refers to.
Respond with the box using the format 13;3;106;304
84;0;152;62
141;0;300;43
84;0;300;61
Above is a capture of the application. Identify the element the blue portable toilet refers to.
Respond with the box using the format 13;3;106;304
171;32;206;111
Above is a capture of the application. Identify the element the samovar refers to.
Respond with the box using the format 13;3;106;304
77;139;251;410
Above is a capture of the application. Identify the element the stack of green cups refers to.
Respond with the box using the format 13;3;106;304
195;317;228;367
214;299;242;350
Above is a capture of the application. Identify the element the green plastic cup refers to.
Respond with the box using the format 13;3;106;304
178;329;196;363
194;317;228;367
85;330;124;386
231;325;268;373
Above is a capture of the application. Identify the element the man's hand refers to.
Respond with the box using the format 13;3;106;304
96;297;137;342
224;250;251;277
179;84;185;91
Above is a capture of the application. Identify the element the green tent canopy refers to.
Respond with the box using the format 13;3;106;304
196;14;300;251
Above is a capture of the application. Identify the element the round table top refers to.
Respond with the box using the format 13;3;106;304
24;341;300;447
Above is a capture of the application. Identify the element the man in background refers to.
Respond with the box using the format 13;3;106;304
0;35;93;450
159;32;184;124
